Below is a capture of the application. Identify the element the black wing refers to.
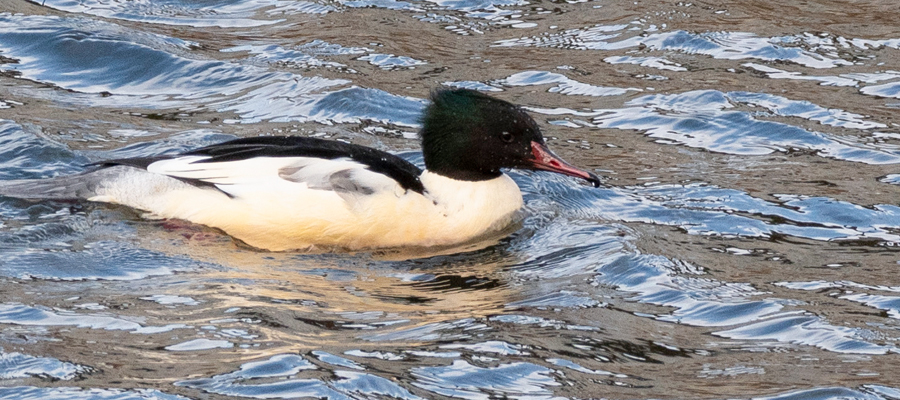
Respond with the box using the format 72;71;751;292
103;136;425;194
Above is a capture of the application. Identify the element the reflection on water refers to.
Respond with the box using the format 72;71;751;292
0;350;91;380
3;0;900;398
495;27;856;69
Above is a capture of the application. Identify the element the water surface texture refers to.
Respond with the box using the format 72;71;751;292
2;0;900;399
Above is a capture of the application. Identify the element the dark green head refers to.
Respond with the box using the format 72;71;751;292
420;88;600;186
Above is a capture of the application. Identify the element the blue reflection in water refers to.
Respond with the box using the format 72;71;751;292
0;240;203;281
83;130;238;161
412;360;558;398
311;351;366;370
0;16;433;125
341;0;423;10
0;387;190;400
183;351;561;399
495;28;853;69
596;254;782;327
358;53;427;69
523;173;900;243
332;370;422;400
494;25;900;102
510;178;900;353
527;89;900;164
36;0;527;24
304;87;426;126
0;350;91;380
840;294;900;320
0;303;189;333
501;70;638;96
0;121;211;281
755;386;885;400
862;81;900;99
176;353;421;399
778;281;900;320
716;315;895;355
32;0;317;28
0;120;88;180
221;42;363;70
0;17;276;96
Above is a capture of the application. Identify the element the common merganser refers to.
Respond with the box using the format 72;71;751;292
0;89;599;251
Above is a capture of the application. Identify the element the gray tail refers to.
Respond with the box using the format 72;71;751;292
0;168;123;200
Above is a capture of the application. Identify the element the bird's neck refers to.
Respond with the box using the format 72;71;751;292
419;170;524;223
422;153;503;182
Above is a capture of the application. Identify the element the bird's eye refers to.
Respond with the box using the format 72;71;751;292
500;131;514;143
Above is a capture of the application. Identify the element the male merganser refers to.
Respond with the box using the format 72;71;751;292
0;89;599;251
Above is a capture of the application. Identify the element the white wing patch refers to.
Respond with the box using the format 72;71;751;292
146;156;403;201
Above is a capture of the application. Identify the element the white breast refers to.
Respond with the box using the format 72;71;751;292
416;170;524;241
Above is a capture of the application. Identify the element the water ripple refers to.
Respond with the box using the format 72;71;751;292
535;180;900;243
595;254;783;327
776;280;900;320
332;370;422;400
532;90;900;164
0;387;190;400
0;350;91;380
311;351;365;370
32;0;314;28
425;0;525;12
0;120;87;180
0;303;188;333
0;240;203;281
715;315;897;354
726;91;886;129
512;185;900;353
176;353;419;400
757;387;886;400
744;63;861;86
495;27;854;69
222;44;352;70
0;16;274;96
358;53;427;70
743;63;900;101
862;81;900;99
0;15;350;121
216;85;425;124
442;80;503;91
499;70;639;96
411;360;559;399
165;338;234;351
603;55;687;72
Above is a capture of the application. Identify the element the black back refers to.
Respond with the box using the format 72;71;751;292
100;136;426;194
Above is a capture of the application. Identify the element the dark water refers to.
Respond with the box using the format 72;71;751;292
2;0;900;398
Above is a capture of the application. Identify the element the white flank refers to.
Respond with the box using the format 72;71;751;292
87;159;524;251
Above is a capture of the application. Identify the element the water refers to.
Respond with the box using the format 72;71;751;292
2;0;900;398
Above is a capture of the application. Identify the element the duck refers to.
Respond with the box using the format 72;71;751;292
0;89;599;251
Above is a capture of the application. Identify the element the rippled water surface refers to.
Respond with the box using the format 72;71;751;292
3;0;900;399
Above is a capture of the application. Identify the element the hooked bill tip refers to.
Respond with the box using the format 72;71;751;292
585;172;601;188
